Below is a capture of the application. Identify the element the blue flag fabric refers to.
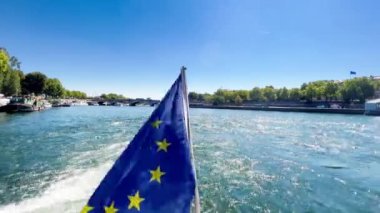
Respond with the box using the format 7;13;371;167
350;71;356;75
82;73;196;213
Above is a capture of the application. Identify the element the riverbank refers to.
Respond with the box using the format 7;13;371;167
190;104;365;115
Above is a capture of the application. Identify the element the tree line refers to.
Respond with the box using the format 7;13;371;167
100;93;126;100
0;48;87;99
189;78;380;105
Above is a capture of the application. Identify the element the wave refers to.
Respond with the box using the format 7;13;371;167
0;162;113;213
0;142;129;213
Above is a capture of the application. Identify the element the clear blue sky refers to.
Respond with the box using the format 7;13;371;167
1;0;380;98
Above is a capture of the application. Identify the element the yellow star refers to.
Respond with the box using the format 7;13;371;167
128;191;145;211
156;138;171;152
80;204;93;213
104;201;118;213
151;119;162;129
150;166;166;183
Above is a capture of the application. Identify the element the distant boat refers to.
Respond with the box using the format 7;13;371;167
99;101;110;106
52;101;72;107
364;99;380;115
71;101;88;106
42;100;52;108
61;103;72;107
87;101;99;106
113;102;124;107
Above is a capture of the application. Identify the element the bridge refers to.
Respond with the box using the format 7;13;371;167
90;98;160;106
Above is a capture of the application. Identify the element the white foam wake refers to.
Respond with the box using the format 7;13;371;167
0;140;132;213
0;162;113;213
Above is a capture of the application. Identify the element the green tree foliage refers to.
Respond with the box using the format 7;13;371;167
300;83;308;90
234;95;243;105
22;72;47;95
16;70;25;81
0;48;10;92
100;93;126;100
301;81;324;101
340;78;374;103
44;78;65;98
236;90;250;101
372;80;380;90
188;92;199;102
324;81;339;101
304;84;317;101
277;87;289;101
250;87;264;101
202;93;213;103
289;88;301;101
310;81;326;100
262;86;276;101
0;47;88;99
0;49;23;96
214;89;250;103
215;89;233;103
189;76;379;105
359;78;376;99
65;90;87;99
0;48;9;74
188;92;214;103
2;70;21;96
212;95;225;105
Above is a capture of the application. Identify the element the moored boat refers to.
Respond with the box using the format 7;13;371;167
0;94;10;106
42;100;52;108
112;102;124;107
87;101;99;106
52;100;72;107
0;97;40;113
61;103;72;107
71;100;88;106
99;101;110;106
364;99;380;115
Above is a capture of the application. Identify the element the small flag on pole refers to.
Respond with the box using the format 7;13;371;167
81;68;199;213
350;71;356;75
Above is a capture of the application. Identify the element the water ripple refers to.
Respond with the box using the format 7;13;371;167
0;108;379;212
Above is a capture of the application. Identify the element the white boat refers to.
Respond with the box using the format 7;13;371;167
365;99;380;115
0;94;10;106
42;100;52;108
71;101;88;106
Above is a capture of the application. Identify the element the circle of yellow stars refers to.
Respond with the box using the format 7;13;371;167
81;118;172;212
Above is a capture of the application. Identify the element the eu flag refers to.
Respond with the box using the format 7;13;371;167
81;69;197;213
350;71;357;75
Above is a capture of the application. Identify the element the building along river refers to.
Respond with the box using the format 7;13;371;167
0;107;379;212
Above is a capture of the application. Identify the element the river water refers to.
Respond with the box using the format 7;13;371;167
0;107;379;212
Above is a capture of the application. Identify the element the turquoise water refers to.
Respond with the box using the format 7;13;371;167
0;107;379;212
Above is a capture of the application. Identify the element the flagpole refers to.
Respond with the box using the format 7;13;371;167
180;66;201;213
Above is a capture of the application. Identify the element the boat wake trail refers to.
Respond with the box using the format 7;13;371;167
0;139;130;213
0;162;113;213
